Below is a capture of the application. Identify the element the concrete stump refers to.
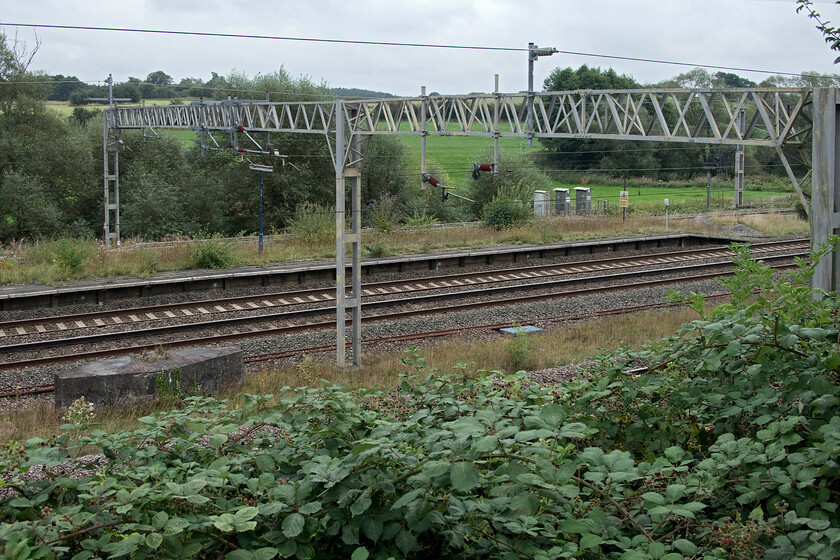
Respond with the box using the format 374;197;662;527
54;347;244;409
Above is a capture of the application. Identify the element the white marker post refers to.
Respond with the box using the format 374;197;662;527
664;198;669;232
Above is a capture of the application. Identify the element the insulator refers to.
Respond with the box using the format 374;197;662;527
237;147;246;153
237;125;246;133
473;163;494;180
422;173;440;187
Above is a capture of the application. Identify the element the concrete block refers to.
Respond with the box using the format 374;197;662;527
54;347;244;409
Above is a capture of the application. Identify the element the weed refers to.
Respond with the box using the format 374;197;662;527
192;234;235;269
287;202;336;243
364;239;389;258
504;324;536;373
404;212;437;230
365;192;402;232
141;346;170;363
481;186;532;230
295;356;318;386
154;367;193;402
51;238;95;276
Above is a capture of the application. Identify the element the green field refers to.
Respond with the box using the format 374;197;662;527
399;134;533;185
48;98;793;207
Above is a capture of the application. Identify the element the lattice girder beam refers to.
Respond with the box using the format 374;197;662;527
111;88;812;150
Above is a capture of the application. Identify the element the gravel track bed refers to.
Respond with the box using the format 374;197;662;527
1;242;756;323
0;237;802;407
0;275;728;407
0;259;758;362
0;245;801;347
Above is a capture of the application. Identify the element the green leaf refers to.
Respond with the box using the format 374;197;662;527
579;533;603;549
511;493;540;516
648;542;665;557
560;518;589;534
515;429;554;442
642;492;665;505
260;501;288;516
665;484;686;501
362;517;383;542
350;493;372;517
540;403;565;427
298;502;322;515
672;539;697;555
808;518;831;530
450;462;480;492
104;534;144;558
282;513;305;538
351;547;370;560
350;443;378;455
559;422;590;439
255;454;275;472
213;514;236;533
235;506;260;523
151;511;169;530
470;435;499;453
395;530;417;556
253;547;279;560
554;484;578;499
392;488;424;509
145;533;163;550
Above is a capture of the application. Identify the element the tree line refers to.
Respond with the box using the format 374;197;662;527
0;26;833;244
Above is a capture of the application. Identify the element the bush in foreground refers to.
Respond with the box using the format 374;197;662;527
1;244;839;559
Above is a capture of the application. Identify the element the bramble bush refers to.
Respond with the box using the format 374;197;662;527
1;243;839;559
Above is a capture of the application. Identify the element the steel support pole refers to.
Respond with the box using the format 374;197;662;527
527;43;535;148
420;86;427;190
258;171;264;254
335;101;348;367
103;109;120;247
348;132;363;366
735;110;745;207
494;74;500;172
707;169;712;210
334;101;363;367
811;88;840;295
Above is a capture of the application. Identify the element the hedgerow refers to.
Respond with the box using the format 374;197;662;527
1;242;839;559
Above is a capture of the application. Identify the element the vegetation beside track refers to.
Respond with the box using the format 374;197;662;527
1;245;838;559
0;213;808;286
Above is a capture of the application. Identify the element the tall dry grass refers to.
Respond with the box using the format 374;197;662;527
0;306;700;443
710;213;810;238
0;211;808;286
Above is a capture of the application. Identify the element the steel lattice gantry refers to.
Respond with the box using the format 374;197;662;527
103;87;821;366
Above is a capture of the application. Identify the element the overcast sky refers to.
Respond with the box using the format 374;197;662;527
2;0;839;96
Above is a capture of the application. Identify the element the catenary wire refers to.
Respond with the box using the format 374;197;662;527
0;21;833;80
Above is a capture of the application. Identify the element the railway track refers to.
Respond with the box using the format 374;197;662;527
0;292;736;400
0;248;803;377
0;239;808;342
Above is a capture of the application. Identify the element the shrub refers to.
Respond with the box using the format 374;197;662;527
2;242;839;560
404;212;438;230
795;199;808;220
286;202;335;244
481;187;532;230
50;238;96;276
364;239;389;258
365;192;401;232
191;235;235;269
504;325;536;373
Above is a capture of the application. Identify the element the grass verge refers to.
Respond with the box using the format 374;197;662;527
0;306;699;443
0;213;808;286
